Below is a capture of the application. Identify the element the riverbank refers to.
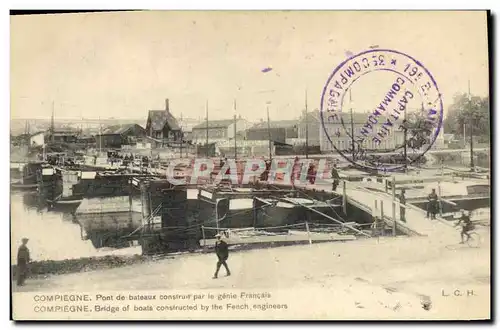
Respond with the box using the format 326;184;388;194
11;254;150;279
11;234;361;279
12;225;490;319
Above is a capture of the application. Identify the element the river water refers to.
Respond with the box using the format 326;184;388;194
10;191;141;265
10;188;247;264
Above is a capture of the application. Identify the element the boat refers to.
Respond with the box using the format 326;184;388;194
10;162;26;181
40;166;157;213
45;167;84;213
10;161;45;191
197;185;343;237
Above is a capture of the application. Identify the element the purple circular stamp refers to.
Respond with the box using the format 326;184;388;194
320;48;443;172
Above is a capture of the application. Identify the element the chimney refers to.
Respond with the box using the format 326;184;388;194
165;98;170;112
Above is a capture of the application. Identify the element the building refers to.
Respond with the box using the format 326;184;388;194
320;112;413;153
191;117;250;144
251;119;299;140
96;124;146;149
48;129;80;144
216;139;273;158
76;134;96;145
145;99;182;142
177;117;200;144
245;127;287;144
297;110;322;147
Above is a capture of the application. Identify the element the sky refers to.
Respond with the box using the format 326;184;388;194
10;11;489;122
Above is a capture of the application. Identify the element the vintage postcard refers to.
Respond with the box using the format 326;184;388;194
10;10;491;320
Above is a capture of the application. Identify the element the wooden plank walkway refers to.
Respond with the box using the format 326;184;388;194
343;182;456;238
274;180;457;239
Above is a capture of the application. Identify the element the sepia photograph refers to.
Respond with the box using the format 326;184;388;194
9;9;491;320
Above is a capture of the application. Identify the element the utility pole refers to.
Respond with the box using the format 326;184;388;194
305;89;309;159
233;99;237;160
205;100;209;157
50;101;55;143
179;112;183;158
267;104;272;161
403;105;409;174
98;115;102;155
463;123;466;148
468;79;474;170
349;89;355;161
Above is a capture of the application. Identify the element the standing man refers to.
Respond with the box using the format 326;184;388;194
399;189;406;222
427;188;438;219
213;233;231;279
16;238;31;286
331;163;340;191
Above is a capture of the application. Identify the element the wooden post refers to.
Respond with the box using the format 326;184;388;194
385;179;388;193
380;200;384;237
392;177;396;198
342;181;347;215
202;225;206;247
305;221;312;245
437;181;443;217
215;200;220;233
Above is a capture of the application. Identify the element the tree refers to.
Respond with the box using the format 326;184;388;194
397;111;435;150
444;93;489;138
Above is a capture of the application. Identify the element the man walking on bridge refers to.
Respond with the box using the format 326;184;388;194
213;233;231;279
427;188;438;220
331;163;340;191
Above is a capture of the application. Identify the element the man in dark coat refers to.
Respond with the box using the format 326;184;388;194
16;238;31;286
331;163;340;191
213;233;231;279
427;188;438;219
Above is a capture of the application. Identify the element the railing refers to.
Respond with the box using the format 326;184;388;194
351;183;455;230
